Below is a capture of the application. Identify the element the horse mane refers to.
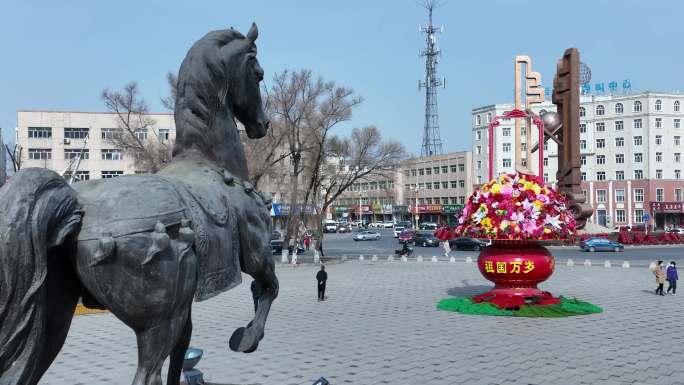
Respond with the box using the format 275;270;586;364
172;28;247;157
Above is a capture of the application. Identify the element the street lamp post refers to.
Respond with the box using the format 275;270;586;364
411;186;423;229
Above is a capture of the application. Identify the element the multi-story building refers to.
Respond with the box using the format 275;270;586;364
17;110;175;180
0;130;6;187
472;91;684;229
331;151;473;226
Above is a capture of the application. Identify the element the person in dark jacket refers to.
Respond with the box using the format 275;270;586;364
251;280;261;312
667;261;678;295
316;265;328;301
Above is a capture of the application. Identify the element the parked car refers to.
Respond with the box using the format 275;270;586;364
669;228;684;235
393;226;405;237
580;237;624;252
419;223;438;231
383;221;394;228
337;224;352;233
413;231;440;247
398;230;416;244
270;239;283;255
353;230;381;241
324;220;338;233
449;237;488;251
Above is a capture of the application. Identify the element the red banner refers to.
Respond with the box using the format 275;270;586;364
650;202;683;213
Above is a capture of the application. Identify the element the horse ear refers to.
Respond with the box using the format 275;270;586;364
246;22;258;43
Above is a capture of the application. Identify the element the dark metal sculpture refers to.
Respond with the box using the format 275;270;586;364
0;23;278;385
538;48;593;228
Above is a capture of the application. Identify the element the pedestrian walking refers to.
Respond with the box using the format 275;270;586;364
667;261;678;295
316;265;328;301
250;280;261;312
304;236;310;250
443;240;451;258
316;238;324;258
654;260;666;296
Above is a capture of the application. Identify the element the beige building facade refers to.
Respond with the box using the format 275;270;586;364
16;110;175;180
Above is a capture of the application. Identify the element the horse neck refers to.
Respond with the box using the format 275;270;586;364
175;107;249;180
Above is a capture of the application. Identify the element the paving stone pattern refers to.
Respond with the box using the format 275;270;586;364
41;261;684;385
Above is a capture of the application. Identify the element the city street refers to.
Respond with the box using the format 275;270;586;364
297;228;684;265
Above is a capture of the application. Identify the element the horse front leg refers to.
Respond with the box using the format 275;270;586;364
229;247;279;353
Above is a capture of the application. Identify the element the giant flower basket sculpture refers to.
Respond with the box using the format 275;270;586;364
435;110;601;316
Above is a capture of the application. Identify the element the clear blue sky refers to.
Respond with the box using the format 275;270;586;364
2;0;683;156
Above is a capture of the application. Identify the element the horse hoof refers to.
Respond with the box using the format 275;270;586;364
229;327;259;352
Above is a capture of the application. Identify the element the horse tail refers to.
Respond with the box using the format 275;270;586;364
0;168;82;385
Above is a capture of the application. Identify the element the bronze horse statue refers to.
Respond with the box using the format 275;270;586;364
0;23;278;385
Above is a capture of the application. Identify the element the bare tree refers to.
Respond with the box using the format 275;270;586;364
101;82;171;173
160;72;178;112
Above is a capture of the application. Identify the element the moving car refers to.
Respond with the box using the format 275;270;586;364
449;237;488;251
580;238;624;252
383;221;394;228
270;239;283;254
337;223;352;233
398;230;416;244
353;230;381;241
419;223;438;231
393;226;405;237
413;231;440;247
324;220;338;233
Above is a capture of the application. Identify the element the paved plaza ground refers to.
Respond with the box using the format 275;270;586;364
42;260;684;385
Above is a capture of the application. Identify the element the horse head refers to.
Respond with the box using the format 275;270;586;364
173;23;270;164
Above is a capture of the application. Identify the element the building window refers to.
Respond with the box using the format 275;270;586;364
634;170;643;179
477;176;482;184
616;209;626;223
579;123;586;133
634;136;642;146
502;127;511;136
433;182;440;189
502;158;511;167
596;139;605;148
579;107;586;117
596;155;606;165
28;148;51;160
596;172;606;181
28;127;52;138
596;105;605;116
675;100;681;112
134;128;148;141
656;135;662;145
450;181;457;188
64;127;89;140
411;169;417;176
418;183;425;189
425;168;432;175
543;157;548;166
101;149;123;161
676;188;683;202
581;172;586;181
656;169;663;179
581;155;587;165
449;165;457;172
676;136;682;146
419;168;425;175
615;154;624;164
634;153;643;163
596;122;605;132
476;161;481;170
544;142;548;151
597;189;607;203
614;120;623;131
502;143;511;152
615;103;623;114
487;113;492;123
73;171;90;182
441;181;448;189
635;209;645;223
158;128;170;141
425;183;432;190
633;119;642;129
459;180;465;188
656;152;663;162
655;99;662;111
64;149;90;160
458;164;465;172
459;196;466;204
102;171;124;179
676;170;681;180
441;166;448;173
432;167;439;174
615;137;624;147
616;189;625;203
677;153;682;163
655;118;662;129
616;170;625;180
656;188;664;201
580;140;587;150
521;159;527;167
102;128;121;140
675;119;681;129
634;188;644;202
543;173;548;182
476;115;481;125
633;100;642;112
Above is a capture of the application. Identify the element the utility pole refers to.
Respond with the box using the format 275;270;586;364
418;0;445;157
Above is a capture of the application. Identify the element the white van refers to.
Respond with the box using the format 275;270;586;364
324;220;338;233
